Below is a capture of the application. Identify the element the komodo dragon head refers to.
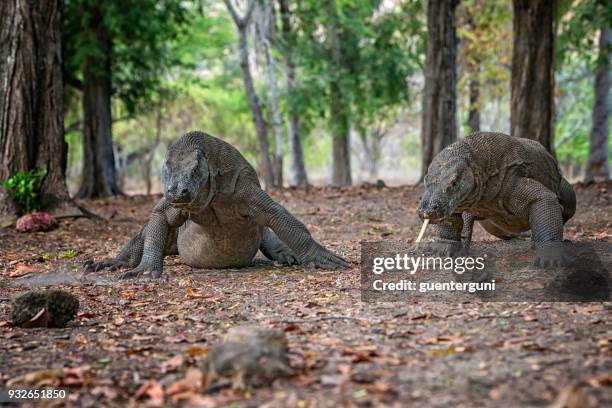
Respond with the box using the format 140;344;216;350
418;149;475;223
162;142;210;209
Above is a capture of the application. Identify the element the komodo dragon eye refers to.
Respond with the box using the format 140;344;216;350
445;178;459;192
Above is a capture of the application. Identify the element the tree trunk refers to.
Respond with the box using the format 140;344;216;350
76;5;122;198
263;0;284;187
421;0;459;179
224;0;276;189
278;0;309;187
330;93;352;186
468;63;480;133
585;27;611;182
359;131;383;181
511;0;556;153
239;29;276;189
0;0;75;220
328;3;352;186
145;108;163;195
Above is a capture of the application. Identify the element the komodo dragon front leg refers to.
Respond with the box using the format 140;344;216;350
237;181;349;269
508;178;572;267
430;213;468;256
260;228;298;266
91;198;186;279
88;225;179;273
120;198;186;279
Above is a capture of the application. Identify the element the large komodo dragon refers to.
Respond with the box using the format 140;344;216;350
417;132;576;267
90;131;349;279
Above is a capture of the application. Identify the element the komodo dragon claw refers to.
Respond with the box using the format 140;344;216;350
300;243;350;269
117;265;162;280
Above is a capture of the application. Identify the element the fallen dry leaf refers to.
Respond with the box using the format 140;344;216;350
133;379;165;407
166;368;203;395
7;369;64;386
21;307;49;328
161;355;184;373
8;263;43;277
588;374;612;388
185;346;209;357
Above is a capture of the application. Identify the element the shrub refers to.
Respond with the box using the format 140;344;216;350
3;170;47;215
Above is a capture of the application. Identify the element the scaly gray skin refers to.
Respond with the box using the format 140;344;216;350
90;131;349;279
417;132;576;267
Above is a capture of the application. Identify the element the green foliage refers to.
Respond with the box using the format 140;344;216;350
3;170;47;215
557;0;612;68
64;0;189;115
457;0;512;125
290;0;425;137
555;0;612;167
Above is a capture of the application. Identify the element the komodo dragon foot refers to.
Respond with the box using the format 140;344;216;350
84;258;128;273
426;239;469;257
300;243;350;269
532;242;575;268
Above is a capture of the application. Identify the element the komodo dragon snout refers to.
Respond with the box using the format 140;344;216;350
418;158;475;223
162;147;210;207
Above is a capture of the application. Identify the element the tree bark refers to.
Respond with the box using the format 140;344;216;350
511;0;556;153
278;0;309;187
76;4;122;198
0;0;74;220
359;129;384;181
468;63;480;133
224;0;276;189
421;0;459;179
328;3;352;186
585;27;611;182
262;0;284;187
144;108;163;195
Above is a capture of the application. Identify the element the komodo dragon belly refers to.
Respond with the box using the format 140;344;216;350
464;207;531;234
177;206;262;269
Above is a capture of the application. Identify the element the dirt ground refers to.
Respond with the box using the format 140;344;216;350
1;182;610;407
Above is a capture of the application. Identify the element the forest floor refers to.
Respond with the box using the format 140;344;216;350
1;182;611;407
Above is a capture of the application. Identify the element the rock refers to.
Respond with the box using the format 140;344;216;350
15;212;58;232
10;289;79;328
203;326;293;390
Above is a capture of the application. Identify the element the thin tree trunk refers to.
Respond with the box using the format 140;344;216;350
468;64;480;133
224;0;276;189
359;131;383;181
370;130;384;180
262;0;284;187
328;3;352;186
77;4;122;198
421;0;459;179
145;108;163;195
0;0;75;220
511;0;556;153
278;0;308;187
585;27;611;182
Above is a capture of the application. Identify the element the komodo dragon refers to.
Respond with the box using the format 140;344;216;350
417;132;576;267
90;131;349;279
